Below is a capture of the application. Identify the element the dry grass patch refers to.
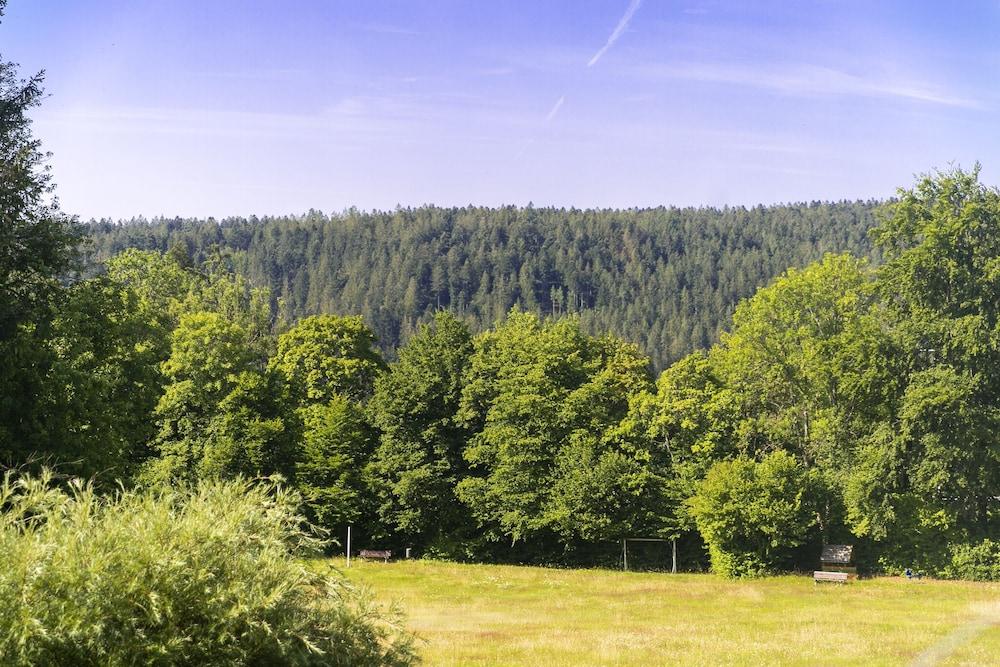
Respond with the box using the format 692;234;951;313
338;559;1000;666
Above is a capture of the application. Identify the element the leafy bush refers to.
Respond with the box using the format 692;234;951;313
944;539;1000;581
688;451;821;577
0;472;416;666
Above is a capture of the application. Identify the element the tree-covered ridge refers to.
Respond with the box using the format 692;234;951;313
6;91;999;578
84;201;878;369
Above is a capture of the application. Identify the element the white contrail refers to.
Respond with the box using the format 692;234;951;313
545;95;566;122
588;0;643;67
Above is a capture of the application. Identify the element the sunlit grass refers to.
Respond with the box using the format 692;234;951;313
338;559;1000;666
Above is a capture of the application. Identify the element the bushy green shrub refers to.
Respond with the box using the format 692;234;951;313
0;472;416;666
688;451;821;578
944;539;1000;581
866;494;958;576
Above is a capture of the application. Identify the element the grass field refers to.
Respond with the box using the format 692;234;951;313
336;559;1000;666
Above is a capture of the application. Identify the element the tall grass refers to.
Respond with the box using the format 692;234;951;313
0;472;416;666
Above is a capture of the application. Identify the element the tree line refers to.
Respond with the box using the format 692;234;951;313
6;167;1000;578
83;200;878;371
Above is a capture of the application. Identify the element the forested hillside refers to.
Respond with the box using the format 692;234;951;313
85;203;878;369
5;38;998;580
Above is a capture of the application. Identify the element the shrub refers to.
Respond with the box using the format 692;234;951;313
688;451;821;577
0;472;416;666
944;539;1000;581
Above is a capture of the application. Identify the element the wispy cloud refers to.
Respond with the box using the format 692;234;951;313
39;105;395;142
523;0;643;146
588;0;643;67
352;22;418;36
545;95;566;122
477;66;515;77
515;95;565;158
637;62;981;108
38;91;540;146
189;68;309;82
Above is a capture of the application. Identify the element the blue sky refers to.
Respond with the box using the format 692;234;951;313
3;1;998;219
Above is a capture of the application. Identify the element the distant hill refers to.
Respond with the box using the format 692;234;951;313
84;202;880;371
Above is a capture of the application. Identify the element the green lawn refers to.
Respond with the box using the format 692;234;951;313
335;559;1000;666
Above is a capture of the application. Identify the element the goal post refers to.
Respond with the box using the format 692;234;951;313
621;537;678;573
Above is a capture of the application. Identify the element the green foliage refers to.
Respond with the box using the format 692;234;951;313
615;351;739;540
944;539;1000;581
850;166;1000;544
200;369;297;479
873;165;1000;534
873;164;1000;335
546;432;666;543
145;312;257;483
195;250;276;357
103;249;193;334
896;367;1000;530
270;315;387;542
0;471;416;666
162;311;254;397
713;253;896;466
457;310;653;550
841;423;905;541
296;395;376;537
368;312;475;549
101;249;282;478
38;278;164;475
844;366;1000;572
271;315;386;404
855;490;957;575
688;451;822;577
84;203;878;371
103;247;274;349
0;12;83;466
0;278;158;478
0;22;80;339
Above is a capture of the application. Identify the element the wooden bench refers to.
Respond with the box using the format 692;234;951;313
814;570;849;584
358;549;392;562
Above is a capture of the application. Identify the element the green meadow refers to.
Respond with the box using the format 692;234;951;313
340;559;1000;666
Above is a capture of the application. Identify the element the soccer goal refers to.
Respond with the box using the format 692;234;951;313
621;537;678;573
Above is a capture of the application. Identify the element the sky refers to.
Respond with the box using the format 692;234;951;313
2;0;999;219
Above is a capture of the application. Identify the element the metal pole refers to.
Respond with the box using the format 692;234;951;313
623;539;628;572
671;538;677;574
346;525;351;567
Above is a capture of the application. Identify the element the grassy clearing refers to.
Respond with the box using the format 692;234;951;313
336;559;1000;666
